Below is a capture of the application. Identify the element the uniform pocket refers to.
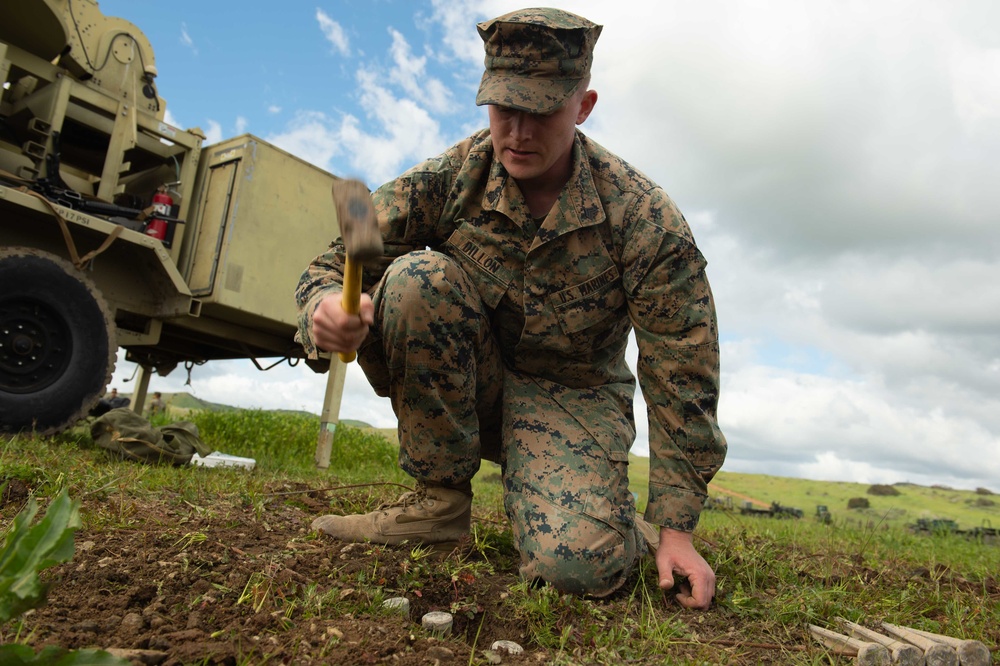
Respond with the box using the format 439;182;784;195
550;266;629;351
443;225;512;309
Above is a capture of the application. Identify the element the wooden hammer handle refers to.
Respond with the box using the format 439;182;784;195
338;257;362;364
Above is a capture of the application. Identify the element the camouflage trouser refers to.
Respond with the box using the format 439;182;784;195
358;251;642;597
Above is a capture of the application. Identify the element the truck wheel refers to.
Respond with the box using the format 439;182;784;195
0;248;116;435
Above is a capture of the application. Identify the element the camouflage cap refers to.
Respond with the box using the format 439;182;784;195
475;8;602;114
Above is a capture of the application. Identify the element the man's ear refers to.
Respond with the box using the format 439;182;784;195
576;89;598;125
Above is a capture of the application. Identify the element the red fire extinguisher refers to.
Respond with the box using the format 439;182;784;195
145;189;172;243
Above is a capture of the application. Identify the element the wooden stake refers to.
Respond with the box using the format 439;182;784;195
809;624;892;666
834;617;924;666
882;622;960;666
906;627;991;666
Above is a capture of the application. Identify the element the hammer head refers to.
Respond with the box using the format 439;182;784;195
331;179;383;263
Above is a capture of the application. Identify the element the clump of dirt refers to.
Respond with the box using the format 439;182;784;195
4;485;556;665
1;478;30;508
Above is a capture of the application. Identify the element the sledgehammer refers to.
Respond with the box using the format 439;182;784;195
330;179;383;363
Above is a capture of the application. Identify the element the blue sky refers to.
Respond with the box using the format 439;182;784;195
101;1;1000;491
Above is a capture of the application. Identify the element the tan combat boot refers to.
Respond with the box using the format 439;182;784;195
311;481;472;546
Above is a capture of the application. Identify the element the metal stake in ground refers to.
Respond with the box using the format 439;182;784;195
882;622;960;666
808;624;892;666
906;627;991;666
834;617;923;666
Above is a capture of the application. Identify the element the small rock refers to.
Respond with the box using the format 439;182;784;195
490;640;524;655
382;597;410;616
425;645;454;661
147;637;172;652
421;611;453;637
163;629;205;641
103;648;168;665
78;540;96;552
142;601;167;617
120;612;146;634
70;619;99;634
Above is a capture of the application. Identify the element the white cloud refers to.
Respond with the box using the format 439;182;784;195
265;111;342;171
203;120;223;145
235;116;248;134
821;256;1000;336
573;0;1000;261
162;108;182;129
720;364;999;490
316;9;350;56
109;351;394;430
345;68;447;184
267;73;448;187
428;0;484;65
267;105;282;114
386;29;454;114
180;23;197;55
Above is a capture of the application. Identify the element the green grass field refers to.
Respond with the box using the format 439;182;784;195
5;408;995;665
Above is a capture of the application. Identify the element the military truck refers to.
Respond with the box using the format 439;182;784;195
0;0;346;438
739;500;804;519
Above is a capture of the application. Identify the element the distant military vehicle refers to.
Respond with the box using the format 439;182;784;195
705;496;734;511
910;518;960;534
1;0;347;436
739;501;803;519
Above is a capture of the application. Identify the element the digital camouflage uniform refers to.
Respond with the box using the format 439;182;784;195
296;8;727;597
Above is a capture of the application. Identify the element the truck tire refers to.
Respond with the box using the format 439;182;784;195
0;248;116;435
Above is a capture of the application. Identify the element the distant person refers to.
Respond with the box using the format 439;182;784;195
90;387;131;417
148;392;167;417
106;388;130;409
297;8;726;608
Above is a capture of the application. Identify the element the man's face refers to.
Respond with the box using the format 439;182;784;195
488;88;597;189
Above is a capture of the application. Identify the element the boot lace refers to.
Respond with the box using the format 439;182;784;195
378;482;428;510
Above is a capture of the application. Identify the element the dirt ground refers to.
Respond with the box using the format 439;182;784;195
2;481;736;666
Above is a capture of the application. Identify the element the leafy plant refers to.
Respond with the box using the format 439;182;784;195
0;489;78;624
0;488;128;665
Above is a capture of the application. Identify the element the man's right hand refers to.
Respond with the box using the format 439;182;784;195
312;293;375;354
656;527;716;610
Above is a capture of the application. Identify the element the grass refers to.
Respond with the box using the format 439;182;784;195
704;470;1000;530
2;410;998;664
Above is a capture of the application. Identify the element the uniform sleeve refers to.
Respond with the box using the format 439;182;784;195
622;188;727;531
294;154;458;360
